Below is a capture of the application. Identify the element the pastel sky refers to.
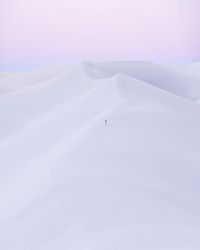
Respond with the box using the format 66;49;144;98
1;0;200;70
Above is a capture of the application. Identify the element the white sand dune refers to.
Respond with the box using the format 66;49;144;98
0;61;200;250
173;62;200;79
83;61;200;99
0;64;76;94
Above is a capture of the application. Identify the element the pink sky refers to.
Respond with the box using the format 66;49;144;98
0;0;200;70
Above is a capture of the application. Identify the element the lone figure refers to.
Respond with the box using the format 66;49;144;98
105;119;108;126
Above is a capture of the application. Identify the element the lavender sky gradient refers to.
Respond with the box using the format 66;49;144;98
1;0;200;70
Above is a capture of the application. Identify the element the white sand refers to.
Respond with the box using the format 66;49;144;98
0;61;200;250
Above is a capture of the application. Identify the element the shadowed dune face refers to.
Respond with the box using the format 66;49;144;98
0;61;200;250
1;61;200;99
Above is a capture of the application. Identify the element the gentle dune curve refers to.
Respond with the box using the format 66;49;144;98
0;61;200;250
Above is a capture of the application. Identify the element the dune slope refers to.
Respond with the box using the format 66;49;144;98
0;61;200;250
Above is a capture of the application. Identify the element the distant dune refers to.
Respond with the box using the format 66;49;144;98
0;72;10;79
173;62;200;79
0;61;200;250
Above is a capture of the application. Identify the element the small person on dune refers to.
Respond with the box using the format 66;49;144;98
105;119;108;126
